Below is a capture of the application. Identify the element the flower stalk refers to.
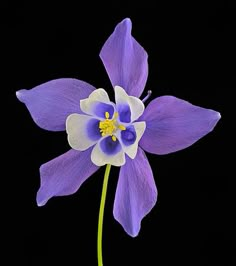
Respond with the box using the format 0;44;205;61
97;164;111;266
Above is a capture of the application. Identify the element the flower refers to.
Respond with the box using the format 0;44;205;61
66;86;146;166
16;18;221;237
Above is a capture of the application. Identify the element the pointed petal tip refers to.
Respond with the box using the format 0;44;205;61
211;110;221;129
114;220;149;238
113;211;140;237
37;202;44;207
120;18;132;33
130;231;139;238
36;197;47;207
15;90;20;98
125;224;140;238
122;17;132;25
123;17;131;22
16;89;26;102
36;176;48;207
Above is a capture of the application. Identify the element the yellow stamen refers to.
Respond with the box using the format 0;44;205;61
99;119;116;136
99;111;126;138
105;112;109;119
118;125;126;131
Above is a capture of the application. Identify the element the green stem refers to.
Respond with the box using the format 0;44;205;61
97;164;111;266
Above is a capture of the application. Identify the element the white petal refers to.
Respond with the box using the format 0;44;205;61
66;113;99;151
121;122;146;159
80;88;111;115
91;141;126;166
115;86;145;122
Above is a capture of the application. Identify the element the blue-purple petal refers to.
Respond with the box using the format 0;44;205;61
37;147;99;206
139;96;221;155
87;118;102;140
86;118;101;141
113;147;157;237
100;18;148;98
100;137;122;155
121;125;136;146
16;78;96;131
93;102;114;118
117;104;131;123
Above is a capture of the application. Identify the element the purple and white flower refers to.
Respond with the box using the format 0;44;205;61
16;18;221;237
66;86;146;166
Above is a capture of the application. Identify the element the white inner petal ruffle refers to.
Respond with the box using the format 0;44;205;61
91;139;126;166
80;88;113;116
118;121;146;159
115;86;145;122
66;113;99;151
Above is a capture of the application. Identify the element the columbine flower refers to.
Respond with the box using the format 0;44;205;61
16;17;220;241
66;85;146;167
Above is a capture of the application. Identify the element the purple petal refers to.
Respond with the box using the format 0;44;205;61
16;78;96;131
139;96;221;155
100;18;148;98
113;147;157;237
37;147;99;206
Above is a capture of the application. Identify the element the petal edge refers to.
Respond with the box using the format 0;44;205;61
113;147;157;237
100;18;148;98
37;148;99;206
139;96;221;155
16;78;96;131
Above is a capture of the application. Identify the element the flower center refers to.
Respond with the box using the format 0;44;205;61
99;112;126;141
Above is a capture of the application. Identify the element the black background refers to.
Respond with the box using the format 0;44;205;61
4;1;235;265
